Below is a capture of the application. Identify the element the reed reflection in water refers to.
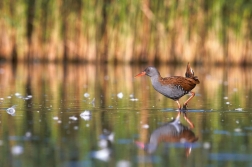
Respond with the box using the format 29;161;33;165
0;63;252;166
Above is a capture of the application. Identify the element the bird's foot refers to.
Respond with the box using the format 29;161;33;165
182;104;187;110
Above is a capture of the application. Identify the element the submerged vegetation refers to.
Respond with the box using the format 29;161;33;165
0;0;252;64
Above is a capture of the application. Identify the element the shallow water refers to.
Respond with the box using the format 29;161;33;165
0;63;252;167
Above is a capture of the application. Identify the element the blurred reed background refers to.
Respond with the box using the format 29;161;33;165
0;0;251;64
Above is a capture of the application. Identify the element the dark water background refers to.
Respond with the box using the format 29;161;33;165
0;63;252;167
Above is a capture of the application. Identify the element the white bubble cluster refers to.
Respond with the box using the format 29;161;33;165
84;93;90;98
80;110;91;121
6;105;16;115
117;92;123;99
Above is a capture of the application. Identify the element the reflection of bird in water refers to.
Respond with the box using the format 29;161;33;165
135;63;200;109
136;112;198;156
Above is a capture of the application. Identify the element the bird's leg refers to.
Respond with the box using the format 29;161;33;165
176;100;181;110
183;92;195;109
176;110;181;119
185;147;192;157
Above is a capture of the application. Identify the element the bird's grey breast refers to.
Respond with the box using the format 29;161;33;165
151;77;187;100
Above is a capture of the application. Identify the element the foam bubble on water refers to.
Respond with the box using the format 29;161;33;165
226;102;230;105
234;128;242;132
69;116;78;121
15;93;21;97
80;110;91;120
81;110;91;116
235;108;243;111
24;95;33;100
16;93;33;100
6;105;16;115
130;98;138;101
91;148;111;162
203;142;211;149
53;117;59;120
116;160;131;167
11;145;24;155
107;132;114;142
25;132;32;138
84;93;90;98
142;124;149;129
117;92;123;99
99;139;108;148
223;96;228;100
129;94;139;101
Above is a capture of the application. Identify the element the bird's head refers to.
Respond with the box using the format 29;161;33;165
135;67;160;78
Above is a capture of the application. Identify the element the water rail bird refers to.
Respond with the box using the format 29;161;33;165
135;63;200;110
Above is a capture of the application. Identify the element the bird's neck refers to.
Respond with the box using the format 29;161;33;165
150;75;161;84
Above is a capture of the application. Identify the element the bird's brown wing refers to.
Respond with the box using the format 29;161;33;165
159;76;198;92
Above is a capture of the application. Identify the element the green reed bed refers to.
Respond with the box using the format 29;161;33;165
0;0;251;64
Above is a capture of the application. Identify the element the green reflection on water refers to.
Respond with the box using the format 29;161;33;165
0;63;252;167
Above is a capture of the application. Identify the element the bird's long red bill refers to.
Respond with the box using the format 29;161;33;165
134;71;146;78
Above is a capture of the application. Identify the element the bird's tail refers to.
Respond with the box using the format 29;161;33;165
185;63;200;84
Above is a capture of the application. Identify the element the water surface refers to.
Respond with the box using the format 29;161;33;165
0;63;252;167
